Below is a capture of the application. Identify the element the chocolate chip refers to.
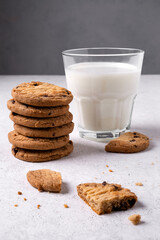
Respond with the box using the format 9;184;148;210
12;112;17;116
134;136;140;138
112;184;119;190
133;132;137;135
16;86;19;89
134;145;138;148
52;133;55;136
128;198;136;208
11;100;15;104
13;148;18;155
102;181;107;186
129;139;136;142
33;83;38;86
48;112;51;116
52;123;55;126
43;94;48;97
69;140;72;144
120;200;130;210
62;95;67;98
66;90;70;95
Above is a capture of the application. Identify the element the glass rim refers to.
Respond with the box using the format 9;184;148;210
62;47;144;57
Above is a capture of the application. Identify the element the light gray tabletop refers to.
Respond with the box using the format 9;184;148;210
0;75;160;240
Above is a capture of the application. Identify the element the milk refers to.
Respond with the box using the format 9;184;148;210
65;62;140;131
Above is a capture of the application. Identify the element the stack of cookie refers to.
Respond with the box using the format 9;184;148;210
7;81;74;162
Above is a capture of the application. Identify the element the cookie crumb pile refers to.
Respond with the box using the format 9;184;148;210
7;81;74;162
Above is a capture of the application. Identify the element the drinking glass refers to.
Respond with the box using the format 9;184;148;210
62;48;144;142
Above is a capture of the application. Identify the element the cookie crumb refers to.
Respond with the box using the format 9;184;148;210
106;165;109;168
14;204;18;207
18;191;22;195
24;198;27;201
109;169;113;172
37;204;41;209
128;214;141;225
102;172;104;174
151;162;154;165
135;182;143;186
94;177;97;179
64;204;69;208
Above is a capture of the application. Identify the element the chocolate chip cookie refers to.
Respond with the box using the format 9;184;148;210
12;141;73;162
77;182;137;215
105;132;149;153
14;122;74;138
8;130;69;150
27;169;62;192
7;99;69;118
9;111;73;128
12;81;73;107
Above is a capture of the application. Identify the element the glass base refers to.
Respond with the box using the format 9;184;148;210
78;126;130;142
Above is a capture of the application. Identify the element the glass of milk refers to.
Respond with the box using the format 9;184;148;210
62;48;144;142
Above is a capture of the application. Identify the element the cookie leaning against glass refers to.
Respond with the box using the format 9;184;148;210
8;81;74;162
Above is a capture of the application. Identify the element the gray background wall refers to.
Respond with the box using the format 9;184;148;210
0;0;160;75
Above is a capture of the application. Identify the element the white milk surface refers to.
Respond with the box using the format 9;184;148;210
65;62;140;131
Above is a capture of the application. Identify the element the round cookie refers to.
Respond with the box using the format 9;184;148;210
105;132;149;153
12;81;73;107
11;141;73;162
14;122;74;138
7;99;69;118
9;111;73;128
8;130;69;150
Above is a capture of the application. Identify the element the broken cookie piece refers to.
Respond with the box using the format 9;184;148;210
77;182;137;215
105;132;149;153
128;214;141;225
27;169;62;192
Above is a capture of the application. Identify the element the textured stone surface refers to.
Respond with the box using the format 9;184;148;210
0;75;160;240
